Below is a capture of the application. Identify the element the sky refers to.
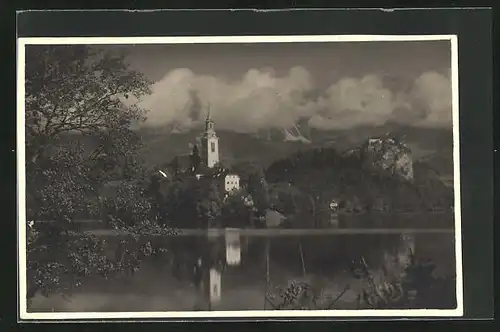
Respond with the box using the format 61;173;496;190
104;40;453;134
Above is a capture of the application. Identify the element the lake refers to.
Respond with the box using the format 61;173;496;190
28;214;457;312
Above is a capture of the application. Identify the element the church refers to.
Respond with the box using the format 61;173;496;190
168;109;241;194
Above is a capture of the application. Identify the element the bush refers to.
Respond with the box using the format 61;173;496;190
266;280;351;310
351;254;456;309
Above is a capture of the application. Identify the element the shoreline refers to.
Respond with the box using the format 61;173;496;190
33;210;454;225
79;227;455;237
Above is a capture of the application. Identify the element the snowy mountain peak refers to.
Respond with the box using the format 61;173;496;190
281;126;311;143
253;123;311;144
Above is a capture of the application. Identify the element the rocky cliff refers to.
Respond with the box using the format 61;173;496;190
359;136;414;182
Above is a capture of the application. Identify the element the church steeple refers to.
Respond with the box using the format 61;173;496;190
205;104;215;133
201;104;219;168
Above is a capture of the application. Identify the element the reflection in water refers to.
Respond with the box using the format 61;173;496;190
197;229;241;309
209;268;222;304
398;233;415;266
28;224;456;312
225;229;241;266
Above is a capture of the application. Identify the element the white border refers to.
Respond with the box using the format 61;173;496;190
17;34;462;320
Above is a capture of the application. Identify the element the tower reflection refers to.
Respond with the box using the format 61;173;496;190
225;228;241;266
192;229;242;310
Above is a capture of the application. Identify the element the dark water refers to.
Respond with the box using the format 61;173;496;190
29;214;457;312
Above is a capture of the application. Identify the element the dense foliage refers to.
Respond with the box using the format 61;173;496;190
266;280;350;310
265;145;454;223
146;140;453;231
221;189;257;228
265;252;456;310
151;176;221;228
231;161;271;212
150;174;259;229
351;254;456;309
146;160;270;229
24;45;174;303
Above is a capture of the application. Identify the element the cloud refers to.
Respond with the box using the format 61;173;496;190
308;75;397;130
408;71;453;127
136;67;452;133
137;66;315;133
308;71;452;130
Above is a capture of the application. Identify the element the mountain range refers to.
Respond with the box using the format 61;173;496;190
137;122;454;177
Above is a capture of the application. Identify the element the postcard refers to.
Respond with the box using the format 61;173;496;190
17;33;463;320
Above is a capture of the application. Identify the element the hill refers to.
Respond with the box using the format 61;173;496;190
264;137;454;223
417;150;455;185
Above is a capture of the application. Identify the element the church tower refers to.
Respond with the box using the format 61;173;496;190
201;106;220;168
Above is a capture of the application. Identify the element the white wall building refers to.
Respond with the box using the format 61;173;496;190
224;174;240;193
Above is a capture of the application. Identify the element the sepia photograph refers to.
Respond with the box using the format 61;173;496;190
17;35;462;320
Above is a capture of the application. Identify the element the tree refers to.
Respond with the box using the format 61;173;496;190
24;45;172;303
25;46;149;163
196;183;223;228
158;176;200;228
221;189;254;228
229;161;270;213
101;181;153;227
232;161;262;183
25;45;151;220
247;170;271;212
190;144;201;171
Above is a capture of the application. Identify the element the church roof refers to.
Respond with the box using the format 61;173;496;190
211;167;241;179
212;169;229;178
